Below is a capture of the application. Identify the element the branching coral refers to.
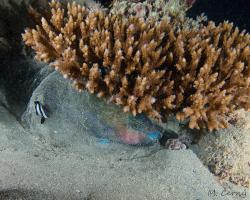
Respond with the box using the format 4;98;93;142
22;0;250;131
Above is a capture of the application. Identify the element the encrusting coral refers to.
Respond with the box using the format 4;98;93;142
110;0;196;19
22;0;250;131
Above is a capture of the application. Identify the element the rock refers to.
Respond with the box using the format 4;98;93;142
194;110;250;188
0;57;53;117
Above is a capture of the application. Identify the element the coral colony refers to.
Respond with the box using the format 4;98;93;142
23;0;250;132
110;0;196;19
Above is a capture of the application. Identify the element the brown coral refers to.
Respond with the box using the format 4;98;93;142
22;0;250;131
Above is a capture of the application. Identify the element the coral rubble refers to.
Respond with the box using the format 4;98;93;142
22;0;250;131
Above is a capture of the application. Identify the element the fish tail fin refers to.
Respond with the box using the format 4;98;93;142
41;117;45;124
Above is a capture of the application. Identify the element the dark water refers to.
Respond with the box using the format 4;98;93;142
99;0;250;32
188;0;250;32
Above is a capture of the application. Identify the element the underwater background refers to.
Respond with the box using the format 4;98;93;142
188;0;250;31
0;0;250;199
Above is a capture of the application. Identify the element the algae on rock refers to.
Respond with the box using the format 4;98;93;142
110;0;196;19
195;110;250;188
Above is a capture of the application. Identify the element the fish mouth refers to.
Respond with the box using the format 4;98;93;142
159;129;179;146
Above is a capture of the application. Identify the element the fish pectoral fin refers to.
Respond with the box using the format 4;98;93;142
41;117;45;124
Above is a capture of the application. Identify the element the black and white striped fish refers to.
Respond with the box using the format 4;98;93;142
34;101;48;124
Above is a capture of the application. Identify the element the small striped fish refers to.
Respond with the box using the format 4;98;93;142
34;101;48;124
